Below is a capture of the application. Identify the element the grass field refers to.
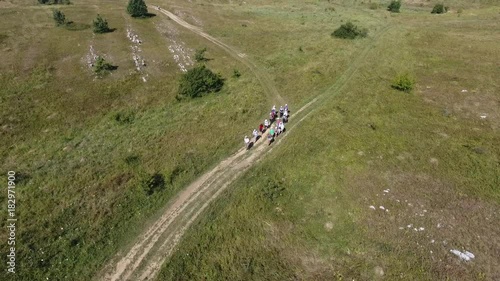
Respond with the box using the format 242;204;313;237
0;0;270;280
0;0;499;280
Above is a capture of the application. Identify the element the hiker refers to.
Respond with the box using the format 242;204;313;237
279;121;285;133
244;136;250;149
264;119;270;128
271;105;276;116
284;103;288;113
279;106;284;117
259;123;264;133
283;109;288;123
252;129;259;141
270;111;275;123
268;127;275;145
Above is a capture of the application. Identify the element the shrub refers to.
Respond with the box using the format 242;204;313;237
194;47;207;62
127;0;148;18
94;56;117;75
142;173;165;195
53;9;66;26
93;14;110;33
369;3;378;10
431;4;447;14
177;65;224;99
332;21;367;39
113;110;135;124
387;0;401;13
391;73;415;92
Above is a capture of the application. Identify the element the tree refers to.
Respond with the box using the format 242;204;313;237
177;65;224;99
387;0;401;13
331;22;367;39
93;14;110;33
52;9;66;26
127;0;148;18
94;56;116;76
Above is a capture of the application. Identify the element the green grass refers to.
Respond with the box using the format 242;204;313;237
158;2;500;281
0;0;269;280
0;0;499;280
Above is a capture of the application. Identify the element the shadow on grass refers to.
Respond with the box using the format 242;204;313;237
96;28;118;34
132;13;156;19
65;21;90;31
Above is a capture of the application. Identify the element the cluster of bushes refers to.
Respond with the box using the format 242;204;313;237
332;21;367;39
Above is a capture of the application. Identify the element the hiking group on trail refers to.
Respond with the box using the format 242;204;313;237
244;104;290;149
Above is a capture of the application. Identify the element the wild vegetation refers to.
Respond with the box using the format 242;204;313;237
332;21;368;39
391;73;415;92
387;0;402;13
432;3;449;14
127;0;148;18
0;0;499;281
93;14;111;34
177;64;224;99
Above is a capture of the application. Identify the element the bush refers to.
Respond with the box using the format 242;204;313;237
332;21;367;39
94;56;117;75
387;0;401;13
142;173;165;195
232;69;241;78
391;73;415;92
194;47;207;62
431;4;447;14
93;14;110;33
52;9;66;26
177;65;224;99
369;3;378;10
127;0;148;18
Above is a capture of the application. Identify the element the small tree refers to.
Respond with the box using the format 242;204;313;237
431;4;447;14
93;14;110;33
387;0;401;13
127;0;148;18
391;73;415;93
94;56;116;76
332;22;367;39
177;65;224;99
194;47;208;62
53;9;66;26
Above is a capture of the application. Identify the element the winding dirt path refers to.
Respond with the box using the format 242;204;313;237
98;7;391;281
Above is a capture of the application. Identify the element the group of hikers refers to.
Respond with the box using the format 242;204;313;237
244;104;290;149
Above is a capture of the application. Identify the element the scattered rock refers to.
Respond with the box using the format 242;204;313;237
374;266;384;276
450;249;475;261
324;222;333;231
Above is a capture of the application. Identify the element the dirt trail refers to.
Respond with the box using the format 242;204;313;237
98;7;391;281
